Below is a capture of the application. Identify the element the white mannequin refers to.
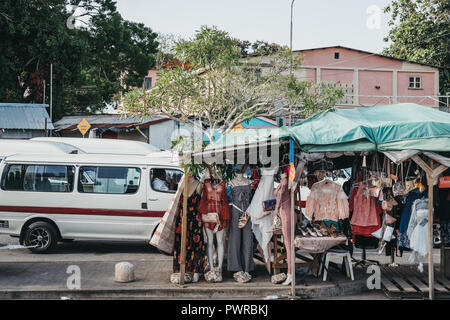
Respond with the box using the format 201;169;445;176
205;227;225;274
203;171;228;280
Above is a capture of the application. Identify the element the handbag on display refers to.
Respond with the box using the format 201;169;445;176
380;157;392;187
404;161;418;193
368;154;383;188
202;212;220;224
262;199;277;212
392;162;408;197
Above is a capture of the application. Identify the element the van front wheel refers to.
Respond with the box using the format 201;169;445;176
24;221;58;253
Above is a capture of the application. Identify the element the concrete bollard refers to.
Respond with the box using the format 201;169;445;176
114;262;135;283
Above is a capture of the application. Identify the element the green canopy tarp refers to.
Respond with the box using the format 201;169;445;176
204;127;291;151
287;103;450;152
204;103;450;154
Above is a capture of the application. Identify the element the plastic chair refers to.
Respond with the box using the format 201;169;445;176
321;248;354;281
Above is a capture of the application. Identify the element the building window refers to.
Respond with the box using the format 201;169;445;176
334;52;340;59
144;77;152;90
409;76;422;89
150;168;183;193
78;166;141;194
2;164;75;192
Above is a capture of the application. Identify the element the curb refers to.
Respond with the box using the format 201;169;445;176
0;279;368;300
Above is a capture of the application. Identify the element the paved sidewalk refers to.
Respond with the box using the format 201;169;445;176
0;258;370;300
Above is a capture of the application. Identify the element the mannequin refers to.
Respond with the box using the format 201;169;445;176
274;168;296;285
198;169;230;281
228;171;254;283
172;175;206;283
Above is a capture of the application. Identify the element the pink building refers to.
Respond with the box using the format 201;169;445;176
144;69;159;90
293;46;441;108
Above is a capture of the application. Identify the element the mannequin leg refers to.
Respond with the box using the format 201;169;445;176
281;206;296;275
216;229;225;272
205;228;215;270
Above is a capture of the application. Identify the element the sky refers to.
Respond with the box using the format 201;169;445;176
115;0;394;53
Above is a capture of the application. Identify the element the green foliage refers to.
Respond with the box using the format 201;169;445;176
0;0;158;119
383;0;450;95
121;26;343;143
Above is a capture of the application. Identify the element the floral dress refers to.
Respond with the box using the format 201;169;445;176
173;191;207;274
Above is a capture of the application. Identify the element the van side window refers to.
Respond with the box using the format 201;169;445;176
78;166;141;194
1;164;75;192
150;168;183;193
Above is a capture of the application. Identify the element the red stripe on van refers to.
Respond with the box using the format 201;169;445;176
0;206;165;218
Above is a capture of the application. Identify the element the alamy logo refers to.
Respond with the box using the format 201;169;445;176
366;265;381;290
366;5;381;30
66;3;82;30
66;265;81;290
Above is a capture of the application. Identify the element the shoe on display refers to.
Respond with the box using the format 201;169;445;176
271;273;287;284
243;272;252;283
192;273;200;283
282;274;292;286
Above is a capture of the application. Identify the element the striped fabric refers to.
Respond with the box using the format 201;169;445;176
149;176;185;254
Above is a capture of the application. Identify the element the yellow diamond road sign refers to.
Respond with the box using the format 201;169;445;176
77;118;91;136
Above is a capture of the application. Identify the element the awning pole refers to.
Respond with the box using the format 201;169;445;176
289;138;296;297
427;160;435;300
290;186;296;297
179;174;189;286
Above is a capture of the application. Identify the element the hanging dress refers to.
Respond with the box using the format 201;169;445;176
197;179;231;231
407;198;429;258
246;167;276;263
173;191;207;274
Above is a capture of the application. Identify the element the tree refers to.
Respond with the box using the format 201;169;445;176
383;0;450;95
154;33;181;69
121;26;343;143
0;0;158;119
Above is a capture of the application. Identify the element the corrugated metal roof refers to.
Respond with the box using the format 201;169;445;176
54;114;163;131
0;103;54;130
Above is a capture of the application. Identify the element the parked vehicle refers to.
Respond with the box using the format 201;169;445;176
32;137;162;155
0;153;183;253
0;140;84;160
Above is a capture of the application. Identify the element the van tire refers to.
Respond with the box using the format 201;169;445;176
24;221;58;253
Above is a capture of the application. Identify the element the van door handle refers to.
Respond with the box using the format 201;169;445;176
148;198;158;201
141;202;148;209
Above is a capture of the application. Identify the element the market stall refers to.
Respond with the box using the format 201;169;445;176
151;103;450;299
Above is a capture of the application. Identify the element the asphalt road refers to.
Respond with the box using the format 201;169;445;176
0;234;169;263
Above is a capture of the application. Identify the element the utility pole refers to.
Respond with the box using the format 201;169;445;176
289;0;295;127
50;63;53;137
43;80;46;104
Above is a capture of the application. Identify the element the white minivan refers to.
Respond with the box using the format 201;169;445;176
0;153;183;253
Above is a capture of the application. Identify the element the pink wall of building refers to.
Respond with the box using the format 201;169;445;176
297;47;439;108
321;69;353;84
359;70;393;105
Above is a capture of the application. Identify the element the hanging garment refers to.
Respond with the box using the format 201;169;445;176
397;190;424;248
173;192;207;274
305;179;349;222
274;173;297;274
198;179;231;231
227;183;255;273
349;184;382;236
150;176;185;254
407;198;429;259
246;167;276;263
350;183;380;227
